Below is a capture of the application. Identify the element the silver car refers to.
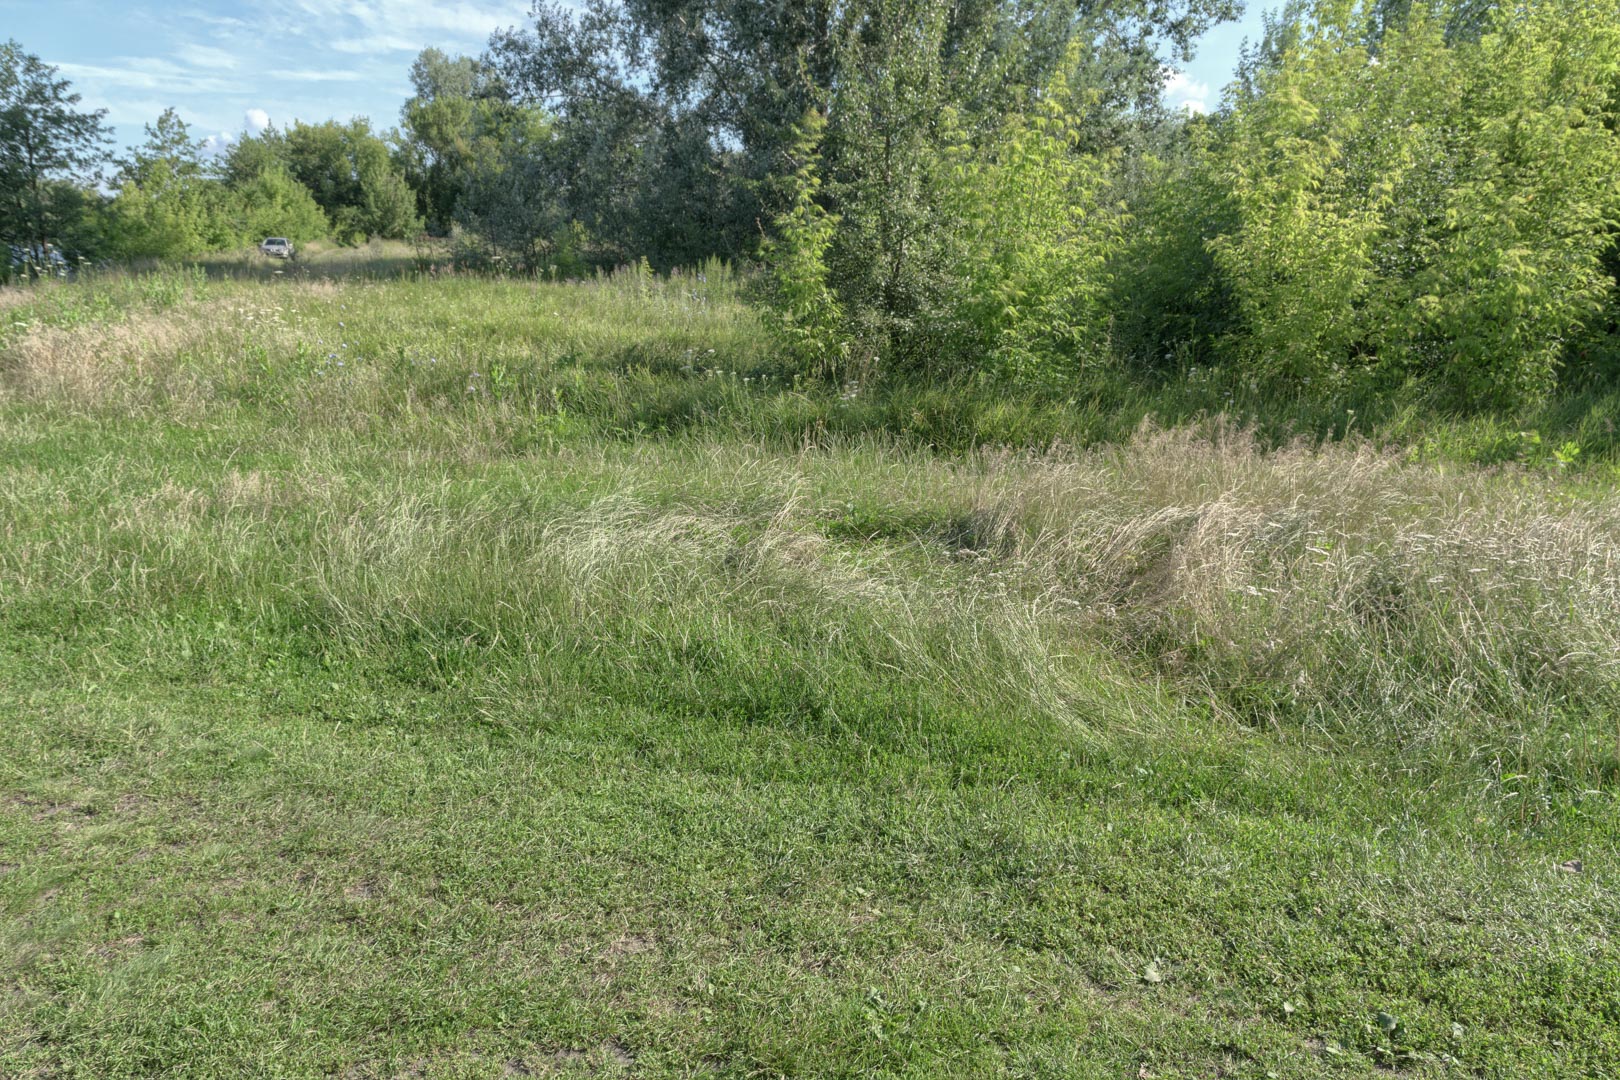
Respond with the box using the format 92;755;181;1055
9;243;69;276
259;237;294;259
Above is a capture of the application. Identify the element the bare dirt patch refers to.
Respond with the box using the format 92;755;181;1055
604;934;655;959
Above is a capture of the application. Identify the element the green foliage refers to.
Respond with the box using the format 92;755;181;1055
106;176;215;260
941;54;1122;385
818;0;971;369
223;163;330;245
397;48;590;271
722;0;1620;406
1107;122;1239;372
770;17;1125;386
106;110;234;259
398;49;522;236
231;119;421;244
761;109;846;377
0;39;111;259
219;126;283;187
1415;0;1620;403
450;105;586;274
107;110;334;258
351;152;421;243
399;49;485;233
1207;22;1386;389
488;0;1241;271
1196;0;1620;408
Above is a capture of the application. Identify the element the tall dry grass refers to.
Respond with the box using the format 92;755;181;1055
940;424;1620;761
3;274;1615;799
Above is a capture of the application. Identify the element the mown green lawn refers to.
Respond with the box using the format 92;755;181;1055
1;270;1616;1077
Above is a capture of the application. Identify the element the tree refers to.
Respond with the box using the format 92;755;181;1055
453;108;587;273
940;47;1123;385
1174;0;1620;407
0;39;111;260
399;49;518;234
221;123;287;187
107;108;234;258
225;163;329;245
233;118;420;243
761;109;846;376
817;0;975;364
486;0;1240;271
119;107;204;188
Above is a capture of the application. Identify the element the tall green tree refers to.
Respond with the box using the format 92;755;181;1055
232;119;420;243
452;108;585;272
486;0;1239;271
0;39;111;259
399;49;516;234
817;0;981;364
224;163;329;245
221;123;287;187
107;108;234;258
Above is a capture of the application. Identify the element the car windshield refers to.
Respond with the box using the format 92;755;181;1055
268;239;286;245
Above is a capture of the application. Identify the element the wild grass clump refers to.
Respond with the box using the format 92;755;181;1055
917;424;1620;783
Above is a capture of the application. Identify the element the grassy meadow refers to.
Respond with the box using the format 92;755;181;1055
1;264;1618;1077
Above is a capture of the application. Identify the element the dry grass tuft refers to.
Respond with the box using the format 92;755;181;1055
0;292;303;410
934;422;1620;755
0;287;53;313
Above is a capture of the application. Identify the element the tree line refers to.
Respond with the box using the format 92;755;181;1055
3;0;1618;407
0;41;422;267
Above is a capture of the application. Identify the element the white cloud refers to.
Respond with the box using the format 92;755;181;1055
174;43;240;71
201;132;234;157
56;59;236;95
1162;68;1211;117
186;12;253;31
267;0;533;55
51;0;541;152
289;0;532;39
329;33;439;55
272;69;369;83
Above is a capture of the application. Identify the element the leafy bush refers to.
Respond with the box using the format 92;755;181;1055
761;110;848;378
939;52;1122;386
1198;0;1620;407
224;164;330;245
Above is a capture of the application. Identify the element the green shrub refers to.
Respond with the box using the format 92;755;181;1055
761;109;848;379
1199;0;1620;408
940;50;1122;387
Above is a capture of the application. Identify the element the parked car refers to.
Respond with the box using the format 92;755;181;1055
259;237;294;259
8;242;70;277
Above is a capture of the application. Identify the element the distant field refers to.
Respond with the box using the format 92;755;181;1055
1;268;1617;1077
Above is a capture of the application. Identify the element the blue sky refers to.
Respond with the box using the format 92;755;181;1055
4;0;1268;154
